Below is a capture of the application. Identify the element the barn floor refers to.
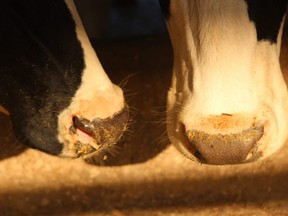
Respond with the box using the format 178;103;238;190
1;29;288;215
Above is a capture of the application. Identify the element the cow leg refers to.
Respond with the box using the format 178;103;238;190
0;0;128;161
56;0;129;159
162;0;288;165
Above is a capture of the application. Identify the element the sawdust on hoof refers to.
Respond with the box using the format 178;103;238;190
66;107;129;164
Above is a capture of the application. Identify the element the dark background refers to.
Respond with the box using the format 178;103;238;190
74;0;167;39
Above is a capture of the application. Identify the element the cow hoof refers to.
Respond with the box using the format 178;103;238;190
176;113;268;165
69;107;129;160
185;125;264;165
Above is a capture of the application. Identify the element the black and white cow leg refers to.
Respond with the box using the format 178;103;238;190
161;0;288;165
56;0;129;160
0;0;129;162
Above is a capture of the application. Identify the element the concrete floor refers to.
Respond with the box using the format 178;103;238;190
1;29;288;215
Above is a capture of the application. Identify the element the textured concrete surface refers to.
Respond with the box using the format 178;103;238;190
1;26;288;216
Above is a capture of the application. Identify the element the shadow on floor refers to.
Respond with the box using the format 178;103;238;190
1;170;288;215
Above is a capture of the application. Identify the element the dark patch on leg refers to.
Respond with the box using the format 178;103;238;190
159;0;171;20
245;0;288;43
0;0;85;155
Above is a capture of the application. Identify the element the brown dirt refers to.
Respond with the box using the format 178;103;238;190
1;32;288;216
